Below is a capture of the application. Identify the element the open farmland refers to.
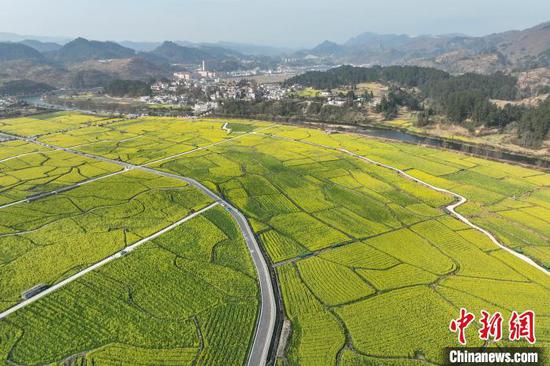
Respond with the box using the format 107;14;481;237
265;125;550;269
37;115;271;165
148;122;549;365
0;206;259;365
0;112;115;137
0;113;548;365
0;139;122;206
0;169;213;312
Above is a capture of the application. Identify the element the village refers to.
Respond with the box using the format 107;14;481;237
140;61;379;115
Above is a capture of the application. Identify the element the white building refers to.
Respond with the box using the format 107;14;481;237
197;60;217;79
174;72;192;81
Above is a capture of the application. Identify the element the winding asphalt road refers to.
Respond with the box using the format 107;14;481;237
142;169;277;366
338;147;549;275
0;132;277;366
5;122;544;366
256;132;549;275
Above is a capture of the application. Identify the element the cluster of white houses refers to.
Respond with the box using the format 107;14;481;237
145;60;383;115
174;61;217;82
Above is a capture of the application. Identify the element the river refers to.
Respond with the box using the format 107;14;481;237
22;96;549;170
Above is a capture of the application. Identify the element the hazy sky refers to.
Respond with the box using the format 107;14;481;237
2;0;549;47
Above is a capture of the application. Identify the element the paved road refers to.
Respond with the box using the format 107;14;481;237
336;148;549;275
257;132;549;276
0;149;51;163
0;203;218;321
139;168;277;366
0;169;129;210
0;132;277;366
222;122;232;133
0;133;14;142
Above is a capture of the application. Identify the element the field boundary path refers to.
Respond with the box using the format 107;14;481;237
222;122;232;133
0;169;128;210
340;148;549;275
0;124;275;210
0;131;277;366
0;202;218;321
256;132;549;276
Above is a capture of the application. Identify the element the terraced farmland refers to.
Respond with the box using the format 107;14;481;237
0;169;212;312
0;139;122;206
0;113;548;365
150;123;549;365
38;115;271;165
0;206;259;365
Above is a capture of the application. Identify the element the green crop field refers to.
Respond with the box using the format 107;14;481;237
39;116;271;165
0;113;548;365
0;111;114;137
0;169;213;312
0;206;258;365
149;123;549;365
0;140;122;206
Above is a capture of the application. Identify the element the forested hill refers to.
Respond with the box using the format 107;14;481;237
285;65;548;148
285;65;449;90
284;65;518;100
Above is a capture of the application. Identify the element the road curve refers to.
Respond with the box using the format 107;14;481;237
139;168;277;366
0;133;277;366
257;132;549;276
0;203;219;321
338;148;548;275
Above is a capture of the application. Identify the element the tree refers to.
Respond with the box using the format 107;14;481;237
517;98;550;148
104;80;151;97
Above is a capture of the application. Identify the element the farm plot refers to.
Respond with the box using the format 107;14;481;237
0;111;112;137
266;125;550;268
0;140;122;206
38;116;270;165
277;264;345;366
262;126;550;364
0;169;212;312
4;113;547;366
149;123;550;365
0;206;258;366
154;133;456;257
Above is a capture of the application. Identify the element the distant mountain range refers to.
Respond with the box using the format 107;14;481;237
0;36;270;91
0;32;70;44
150;41;242;64
300;21;550;74
18;40;62;53
0;42;45;62
47;38;136;63
0;21;548;94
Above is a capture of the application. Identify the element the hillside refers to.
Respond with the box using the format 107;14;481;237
303;21;550;74
19;39;62;53
68;56;171;85
0;79;55;96
49;37;136;63
151;41;242;64
0;42;46;62
0;38;173;90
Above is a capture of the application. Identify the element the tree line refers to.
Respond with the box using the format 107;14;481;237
217;99;368;124
104;80;151;98
285;66;548;148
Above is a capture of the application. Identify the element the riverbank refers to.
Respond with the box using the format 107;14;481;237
365;122;550;169
17;96;549;170
252;118;550;171
378;117;549;158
